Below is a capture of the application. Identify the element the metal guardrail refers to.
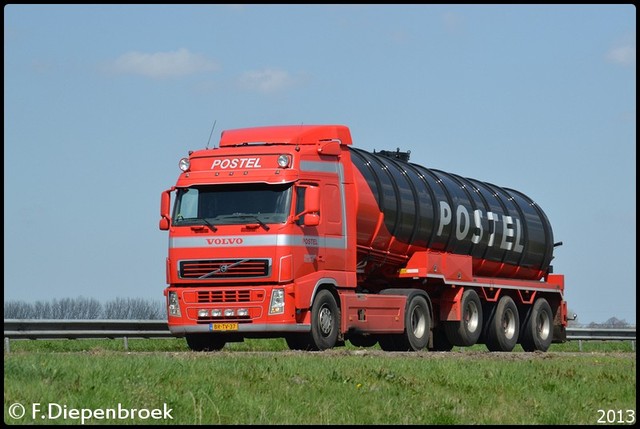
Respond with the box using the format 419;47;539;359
3;319;172;340
3;319;636;341
566;327;636;341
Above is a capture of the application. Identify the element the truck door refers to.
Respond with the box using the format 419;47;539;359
296;180;346;273
320;182;346;272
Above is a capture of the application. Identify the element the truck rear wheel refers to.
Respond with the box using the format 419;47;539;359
485;295;519;352
430;325;454;351
520;298;553;352
379;291;431;351
185;334;226;352
445;289;483;346
309;289;340;351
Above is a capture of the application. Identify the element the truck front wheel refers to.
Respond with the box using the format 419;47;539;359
310;289;340;351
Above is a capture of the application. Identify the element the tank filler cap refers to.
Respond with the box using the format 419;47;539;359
374;148;411;162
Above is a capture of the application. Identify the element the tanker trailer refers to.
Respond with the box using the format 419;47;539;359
344;146;565;352
349;146;554;282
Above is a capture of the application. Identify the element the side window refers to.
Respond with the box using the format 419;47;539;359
295;183;319;226
174;188;199;220
295;187;305;225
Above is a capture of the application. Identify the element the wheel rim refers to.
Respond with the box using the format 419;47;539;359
502;308;517;339
318;306;333;337
411;306;427;339
537;309;551;340
465;301;479;333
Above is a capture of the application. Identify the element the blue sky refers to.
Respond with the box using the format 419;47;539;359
4;4;635;325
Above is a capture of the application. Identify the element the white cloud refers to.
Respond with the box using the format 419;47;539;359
606;42;636;66
236;68;300;94
109;48;220;79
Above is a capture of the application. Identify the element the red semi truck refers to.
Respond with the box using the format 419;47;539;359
159;125;567;352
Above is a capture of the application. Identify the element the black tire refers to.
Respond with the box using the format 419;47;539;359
485;295;520;352
348;333;378;348
285;333;313;351
309;289;340;351
404;294;431;350
378;334;401;351
445;289;483;346
379;292;431;351
520;298;554;352
430;325;454;351
185;334;226;351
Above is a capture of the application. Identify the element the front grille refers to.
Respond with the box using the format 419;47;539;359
196;290;251;303
179;259;271;279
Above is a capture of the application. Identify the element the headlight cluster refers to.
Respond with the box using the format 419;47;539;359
168;291;181;317
269;288;285;315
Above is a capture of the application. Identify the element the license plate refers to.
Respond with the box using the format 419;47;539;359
211;322;238;331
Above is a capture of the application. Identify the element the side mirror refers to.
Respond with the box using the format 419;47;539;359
304;186;320;213
303;213;320;227
159;217;170;230
159;188;173;231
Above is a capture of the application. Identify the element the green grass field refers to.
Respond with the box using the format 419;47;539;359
4;338;636;425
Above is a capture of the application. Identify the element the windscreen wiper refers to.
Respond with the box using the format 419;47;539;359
244;215;270;231
223;214;270;231
176;216;217;232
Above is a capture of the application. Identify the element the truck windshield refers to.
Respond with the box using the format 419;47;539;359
172;183;292;226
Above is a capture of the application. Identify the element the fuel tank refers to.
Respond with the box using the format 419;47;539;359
349;147;554;281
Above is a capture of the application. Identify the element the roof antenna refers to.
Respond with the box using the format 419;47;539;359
206;120;217;149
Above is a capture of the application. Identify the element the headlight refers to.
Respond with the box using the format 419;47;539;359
269;288;285;315
277;154;290;168
168;291;181;317
179;157;190;172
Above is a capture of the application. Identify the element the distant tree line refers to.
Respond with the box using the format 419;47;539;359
585;317;632;328
567;309;632;328
3;297;166;320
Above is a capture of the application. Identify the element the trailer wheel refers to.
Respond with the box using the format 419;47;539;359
485;295;519;352
310;289;340;351
185;334;226;352
445;289;483;346
520;298;553;352
379;292;431;351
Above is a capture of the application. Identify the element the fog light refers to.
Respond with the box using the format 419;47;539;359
198;309;209;318
237;308;249;317
224;309;235;317
211;309;222;317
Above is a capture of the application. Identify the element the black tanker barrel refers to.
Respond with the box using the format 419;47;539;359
349;147;555;281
